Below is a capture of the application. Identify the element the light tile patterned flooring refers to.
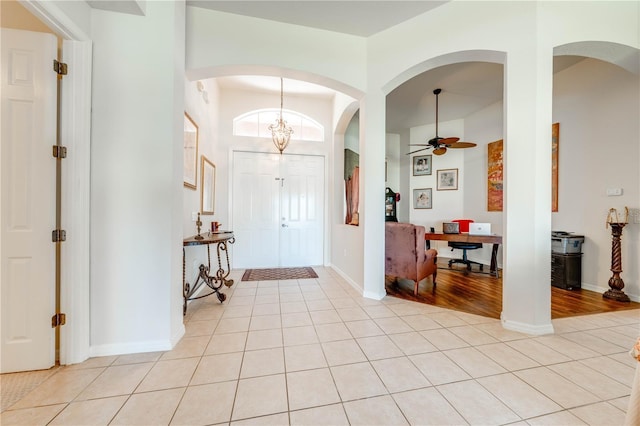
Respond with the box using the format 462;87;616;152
1;266;639;425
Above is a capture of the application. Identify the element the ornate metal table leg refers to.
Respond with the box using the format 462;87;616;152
182;248;189;315
216;238;235;288
603;222;630;302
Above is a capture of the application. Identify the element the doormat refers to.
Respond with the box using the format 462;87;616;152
242;267;318;281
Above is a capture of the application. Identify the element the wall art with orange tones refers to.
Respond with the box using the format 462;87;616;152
552;122;559;212
487;139;503;211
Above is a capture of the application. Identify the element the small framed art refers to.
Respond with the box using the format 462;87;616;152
413;188;432;209
412;155;432;176
437;168;458;191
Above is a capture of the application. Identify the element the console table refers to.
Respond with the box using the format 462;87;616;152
425;232;502;277
183;231;235;315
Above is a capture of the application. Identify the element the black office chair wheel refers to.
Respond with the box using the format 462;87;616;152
217;292;226;303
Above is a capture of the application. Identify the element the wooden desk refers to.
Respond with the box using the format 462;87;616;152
425;232;502;277
183;231;235;315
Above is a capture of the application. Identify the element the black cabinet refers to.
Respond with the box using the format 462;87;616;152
385;187;398;222
551;253;582;290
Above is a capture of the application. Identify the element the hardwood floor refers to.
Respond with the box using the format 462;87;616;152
385;262;640;319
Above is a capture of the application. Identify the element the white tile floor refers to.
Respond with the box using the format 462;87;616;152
1;266;639;425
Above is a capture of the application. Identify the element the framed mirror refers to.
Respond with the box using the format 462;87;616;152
183;112;198;189
200;156;215;215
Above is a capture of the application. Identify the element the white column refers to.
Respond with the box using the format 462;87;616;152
361;90;387;300
89;1;186;355
502;38;554;334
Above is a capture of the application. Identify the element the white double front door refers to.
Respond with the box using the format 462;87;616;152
232;152;324;268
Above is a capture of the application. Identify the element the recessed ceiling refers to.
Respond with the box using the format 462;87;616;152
386;62;505;133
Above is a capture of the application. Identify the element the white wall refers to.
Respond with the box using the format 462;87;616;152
553;58;639;300
385;133;400;193
89;1;185;355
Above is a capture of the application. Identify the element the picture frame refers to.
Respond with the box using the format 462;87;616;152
200;155;215;215
413;188;432;209
183;112;199;189
412;154;432;176
437;168;458;191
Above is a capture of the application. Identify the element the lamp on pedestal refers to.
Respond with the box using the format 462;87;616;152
604;207;630;302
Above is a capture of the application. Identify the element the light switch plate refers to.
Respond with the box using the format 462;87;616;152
606;188;623;196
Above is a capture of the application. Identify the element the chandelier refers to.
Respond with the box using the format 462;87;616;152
269;77;293;154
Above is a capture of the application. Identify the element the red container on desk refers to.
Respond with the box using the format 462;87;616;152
452;219;473;233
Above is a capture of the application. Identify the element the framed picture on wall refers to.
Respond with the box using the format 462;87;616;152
200;156;216;215
413;188;432;209
412;155;432;176
184;112;198;189
437;168;458;190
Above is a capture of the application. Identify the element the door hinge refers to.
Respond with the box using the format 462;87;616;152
51;313;66;328
52;145;67;159
52;229;66;242
53;59;67;76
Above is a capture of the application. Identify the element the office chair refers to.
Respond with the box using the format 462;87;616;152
448;219;484;273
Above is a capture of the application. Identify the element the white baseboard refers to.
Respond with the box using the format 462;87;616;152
363;289;386;300
328;264;387;301
171;324;186;347
328;263;363;295
89;339;174;358
501;315;555;336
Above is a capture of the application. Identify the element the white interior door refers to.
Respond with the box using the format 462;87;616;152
280;155;324;267
233;152;281;268
1;29;57;373
232;152;324;268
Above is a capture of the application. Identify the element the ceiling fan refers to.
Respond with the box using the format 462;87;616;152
407;88;477;156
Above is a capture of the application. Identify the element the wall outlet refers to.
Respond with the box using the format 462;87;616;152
606;188;623;196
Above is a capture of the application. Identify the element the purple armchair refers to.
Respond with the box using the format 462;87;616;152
385;222;438;296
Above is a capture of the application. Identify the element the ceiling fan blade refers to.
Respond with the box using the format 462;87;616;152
406;147;429;155
439;137;460;145
447;142;477;149
433;147;447;155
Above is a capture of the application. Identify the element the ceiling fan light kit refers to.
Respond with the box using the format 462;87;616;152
407;88;477;156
